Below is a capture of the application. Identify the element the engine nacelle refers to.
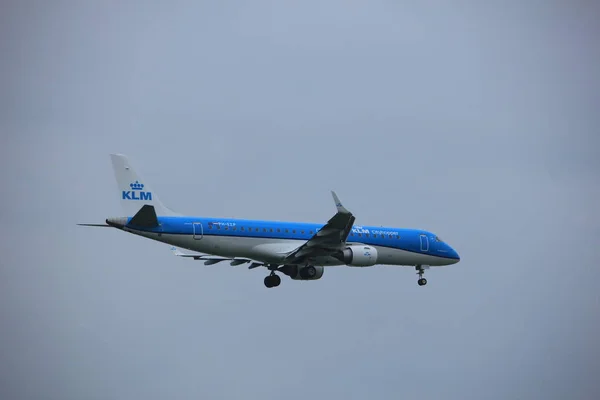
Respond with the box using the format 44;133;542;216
279;265;324;280
339;245;378;267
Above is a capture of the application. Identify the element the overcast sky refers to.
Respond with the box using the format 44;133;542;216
1;1;599;399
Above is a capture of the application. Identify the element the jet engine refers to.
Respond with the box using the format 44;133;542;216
336;245;378;267
279;265;324;280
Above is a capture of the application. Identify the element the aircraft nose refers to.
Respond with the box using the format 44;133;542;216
448;246;460;263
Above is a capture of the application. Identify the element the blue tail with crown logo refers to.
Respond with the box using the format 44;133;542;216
110;154;179;217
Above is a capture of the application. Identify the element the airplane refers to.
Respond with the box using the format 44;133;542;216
79;154;460;288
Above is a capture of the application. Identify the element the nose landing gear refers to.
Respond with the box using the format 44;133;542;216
416;265;428;286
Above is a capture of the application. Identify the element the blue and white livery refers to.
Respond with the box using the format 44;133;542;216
79;154;461;288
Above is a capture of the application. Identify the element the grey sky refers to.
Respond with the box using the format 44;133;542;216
1;1;599;399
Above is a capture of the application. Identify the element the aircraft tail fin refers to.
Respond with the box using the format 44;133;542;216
110;154;179;217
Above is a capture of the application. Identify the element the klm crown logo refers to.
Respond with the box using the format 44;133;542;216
130;181;144;191
122;181;152;201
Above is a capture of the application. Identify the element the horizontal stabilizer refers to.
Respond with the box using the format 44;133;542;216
128;205;159;228
77;223;112;227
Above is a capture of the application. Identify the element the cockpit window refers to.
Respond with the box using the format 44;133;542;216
435;236;443;242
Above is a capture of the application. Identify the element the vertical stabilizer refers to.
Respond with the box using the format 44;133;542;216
110;154;179;216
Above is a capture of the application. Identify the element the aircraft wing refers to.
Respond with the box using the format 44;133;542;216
282;191;355;264
170;246;252;266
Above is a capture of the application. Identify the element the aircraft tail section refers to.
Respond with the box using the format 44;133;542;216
110;153;179;217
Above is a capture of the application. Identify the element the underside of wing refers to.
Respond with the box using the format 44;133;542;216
170;246;252;266
283;191;355;264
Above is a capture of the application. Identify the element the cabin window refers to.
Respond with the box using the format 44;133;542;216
232;227;236;231
309;231;313;234
216;225;220;230
241;227;244;231
293;230;296;233
270;228;273;232
255;228;259;232
277;228;281;232
225;226;228;230
301;230;304;234
358;233;361;237
285;229;289;233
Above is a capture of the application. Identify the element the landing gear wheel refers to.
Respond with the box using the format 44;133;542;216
264;276;273;288
264;274;281;288
418;278;427;286
271;274;281;287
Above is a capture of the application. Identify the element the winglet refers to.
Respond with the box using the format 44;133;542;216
170;246;184;256
169;246;203;260
331;191;350;214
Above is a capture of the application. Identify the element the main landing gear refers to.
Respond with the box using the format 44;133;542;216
264;273;281;288
264;264;281;288
416;265;428;286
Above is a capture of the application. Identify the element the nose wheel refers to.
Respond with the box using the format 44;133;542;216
416;265;428;286
264;273;281;288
